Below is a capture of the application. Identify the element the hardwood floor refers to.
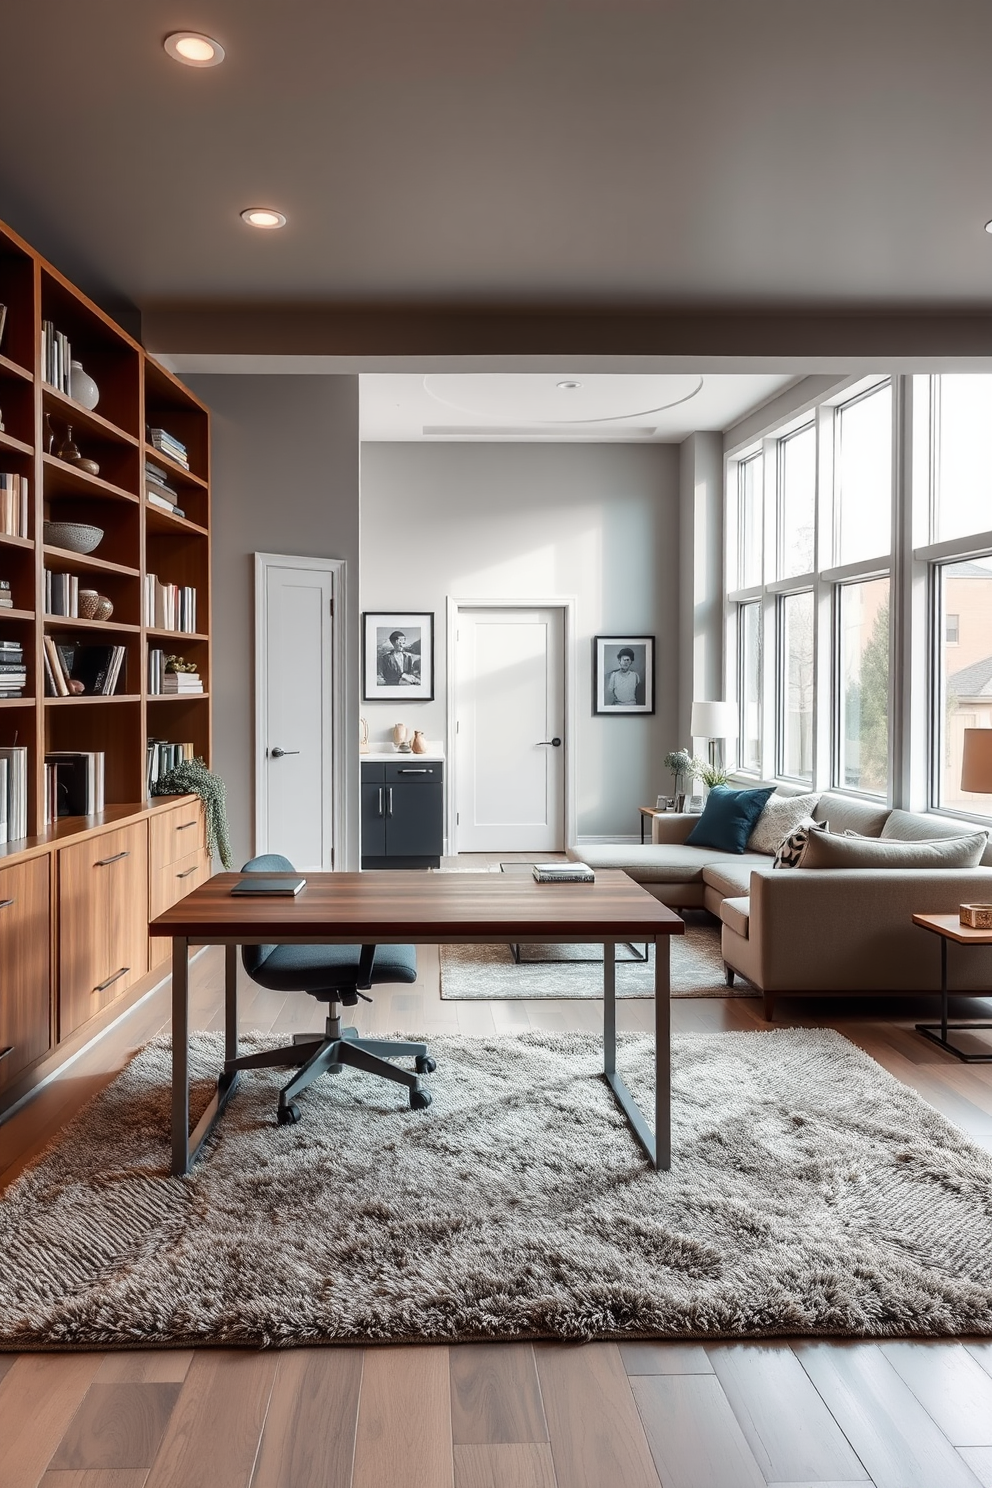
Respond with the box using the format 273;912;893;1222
2;853;992;1488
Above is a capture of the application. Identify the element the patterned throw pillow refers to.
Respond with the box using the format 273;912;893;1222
772;817;823;869
747;791;821;855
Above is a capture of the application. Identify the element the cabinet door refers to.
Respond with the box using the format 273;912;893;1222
0;856;51;1087
361;782;386;857
59;822;149;1037
386;783;443;857
149;798;205;868
149;845;211;969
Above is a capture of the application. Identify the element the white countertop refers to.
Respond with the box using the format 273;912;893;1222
361;750;445;763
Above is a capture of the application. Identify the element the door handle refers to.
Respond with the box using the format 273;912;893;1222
378;787;384;817
537;737;562;747
270;747;300;758
387;787;394;815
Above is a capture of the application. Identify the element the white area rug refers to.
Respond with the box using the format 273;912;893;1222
1;1028;991;1347
440;919;747;999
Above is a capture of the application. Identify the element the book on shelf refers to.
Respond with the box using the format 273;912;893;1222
532;863;596;883
146;490;186;518
146;738;194;792
161;672;203;693
0;638;26;696
45;640;127;696
0;746;28;842
0;472;29;537
147;427;189;469
0;579;12;610
144;574;196;633
0;757;6;844
41;320;72;396
44;569;80;617
44;751;105;820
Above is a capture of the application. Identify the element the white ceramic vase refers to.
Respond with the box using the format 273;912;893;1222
69;360;100;411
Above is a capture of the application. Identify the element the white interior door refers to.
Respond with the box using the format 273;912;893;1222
455;607;564;852
256;557;335;870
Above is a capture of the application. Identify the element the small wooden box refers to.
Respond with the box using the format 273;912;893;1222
960;903;992;929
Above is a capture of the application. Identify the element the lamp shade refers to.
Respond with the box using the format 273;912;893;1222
690;700;737;739
961;728;992;794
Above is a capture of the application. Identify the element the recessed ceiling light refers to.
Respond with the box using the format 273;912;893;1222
557;381;582;390
164;32;226;66
240;209;287;229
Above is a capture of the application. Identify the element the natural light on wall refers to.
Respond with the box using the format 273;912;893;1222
938;555;992;818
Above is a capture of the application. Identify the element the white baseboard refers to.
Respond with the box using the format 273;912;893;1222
574;834;640;846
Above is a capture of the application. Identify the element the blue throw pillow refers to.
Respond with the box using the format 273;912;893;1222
685;785;775;854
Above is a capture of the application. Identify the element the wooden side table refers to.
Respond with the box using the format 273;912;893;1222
912;912;992;1061
639;806;664;843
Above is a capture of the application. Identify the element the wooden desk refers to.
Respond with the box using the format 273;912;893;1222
150;869;684;1176
912;912;992;1061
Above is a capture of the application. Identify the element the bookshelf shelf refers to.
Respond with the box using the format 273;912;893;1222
144;504;208;538
42;386;139;448
43;455;139;506
0;353;32;383
1;608;34;621
148;691;209;702
0;429;33;457
42;545;139;578
44;615;140;634
44;694;141;706
145;627;208;642
142;445;207;489
0;696;34;708
0;533;34;551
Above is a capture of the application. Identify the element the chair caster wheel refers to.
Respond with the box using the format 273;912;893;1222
277;1102;301;1126
410;1088;432;1111
416;1055;436;1074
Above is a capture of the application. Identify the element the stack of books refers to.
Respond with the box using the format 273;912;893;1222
147;738;194;791
44;569;80;617
41;320;71;395
43;639;127;696
148;650;203;695
0;746;28;842
0;639;26;698
145;459;186;518
532;862;596;883
0;580;12;610
0;472;29;537
144;574;196;632
147;427;189;470
43;751;105;822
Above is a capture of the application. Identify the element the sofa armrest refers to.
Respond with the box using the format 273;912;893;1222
747;867;992;992
651;813;697;845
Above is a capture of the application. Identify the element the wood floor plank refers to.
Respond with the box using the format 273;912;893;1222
882;1342;992;1447
50;1384;181;1471
619;1342;713;1375
965;1341;992;1380
40;1473;150;1488
0;1351;17;1383
536;1343;661;1488
94;1354;192;1386
0;1354;103;1488
142;1352;276;1488
629;1374;765;1488
449;1344;548;1446
251;1348;363;1488
707;1343;868;1483
352;1346;453;1488
795;1342;985;1488
959;1447;992;1487
454;1443;557;1488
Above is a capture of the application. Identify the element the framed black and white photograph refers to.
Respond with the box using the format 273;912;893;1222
362;612;434;701
593;635;654;714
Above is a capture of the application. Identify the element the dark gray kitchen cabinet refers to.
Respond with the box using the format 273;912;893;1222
360;760;444;869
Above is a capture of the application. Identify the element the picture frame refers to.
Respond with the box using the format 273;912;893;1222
362;612;434;701
593;635;655;714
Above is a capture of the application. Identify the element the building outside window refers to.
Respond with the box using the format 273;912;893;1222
935;556;992;818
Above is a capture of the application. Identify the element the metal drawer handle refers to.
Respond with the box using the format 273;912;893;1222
93;967;130;993
0;898;14;910
0;1047;12;1063
387;787;393;815
176;821;197;831
96;851;130;867
399;768;430;774
176;866;198;879
378;786;384;816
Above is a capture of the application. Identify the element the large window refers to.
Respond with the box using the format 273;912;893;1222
837;577;890;795
779;591;814;780
934;376;992;543
739;453;763;588
778;423;815;578
836;383;892;565
738;602;762;773
935;556;992;818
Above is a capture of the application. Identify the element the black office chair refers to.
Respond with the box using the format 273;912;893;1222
225;854;435;1125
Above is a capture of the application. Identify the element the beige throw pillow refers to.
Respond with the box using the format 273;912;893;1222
801;826;988;871
747;791;821;856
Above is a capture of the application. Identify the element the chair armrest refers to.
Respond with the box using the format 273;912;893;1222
651;814;697;845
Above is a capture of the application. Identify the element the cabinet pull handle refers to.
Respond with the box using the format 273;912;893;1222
95;851;130;867
399;768;430;774
93;967;129;993
176;866;198;879
378;787;384;816
387;787;393;815
0;1047;12;1063
0;898;14;910
176;821;197;831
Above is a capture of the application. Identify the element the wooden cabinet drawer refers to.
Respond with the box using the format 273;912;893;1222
149;799;205;869
59;822;148;1038
0;856;51;1086
149;846;211;968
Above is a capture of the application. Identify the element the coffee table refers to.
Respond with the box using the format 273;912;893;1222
912;912;992;1061
151;869;685;1176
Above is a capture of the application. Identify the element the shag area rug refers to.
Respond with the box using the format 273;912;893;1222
440;918;747;999
2;1028;992;1349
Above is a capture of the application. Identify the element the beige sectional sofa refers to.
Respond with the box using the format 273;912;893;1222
571;791;992;1018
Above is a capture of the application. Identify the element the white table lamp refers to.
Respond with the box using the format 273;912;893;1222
961;728;992;795
690;700;737;770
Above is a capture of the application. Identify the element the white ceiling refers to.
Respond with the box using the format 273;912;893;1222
359;373;797;441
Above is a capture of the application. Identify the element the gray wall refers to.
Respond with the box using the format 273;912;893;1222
360;442;680;839
186;374;361;869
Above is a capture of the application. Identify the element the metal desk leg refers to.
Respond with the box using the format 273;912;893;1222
225;944;239;1066
941;937;949;1043
602;939;664;1167
603;940;616;1078
655;934;671;1171
171;936;190;1177
916;932;992;1062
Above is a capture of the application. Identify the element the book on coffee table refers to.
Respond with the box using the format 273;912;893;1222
532;863;595;883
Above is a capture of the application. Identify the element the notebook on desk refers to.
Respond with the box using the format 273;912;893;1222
230;876;307;896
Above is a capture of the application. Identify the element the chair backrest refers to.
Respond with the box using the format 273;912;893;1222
239;853;295;975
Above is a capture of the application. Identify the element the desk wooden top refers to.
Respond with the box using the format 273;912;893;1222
913;912;992;945
149;869;685;942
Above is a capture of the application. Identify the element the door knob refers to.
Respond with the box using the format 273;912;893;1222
269;747;300;758
537;737;562;747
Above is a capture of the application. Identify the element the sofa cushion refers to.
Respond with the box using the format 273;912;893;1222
571;843;716;884
883;809;992;867
702;856;774;898
813;791;890;837
802;826;989;871
685;785;774;854
747;791;820;854
719;895;750;939
772;818;819;868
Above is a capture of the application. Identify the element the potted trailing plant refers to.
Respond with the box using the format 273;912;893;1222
663;748;703;811
152;757;233;869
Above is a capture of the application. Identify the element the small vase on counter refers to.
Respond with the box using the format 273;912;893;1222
411;730;427;755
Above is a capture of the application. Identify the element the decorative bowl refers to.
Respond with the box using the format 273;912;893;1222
43;521;104;554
